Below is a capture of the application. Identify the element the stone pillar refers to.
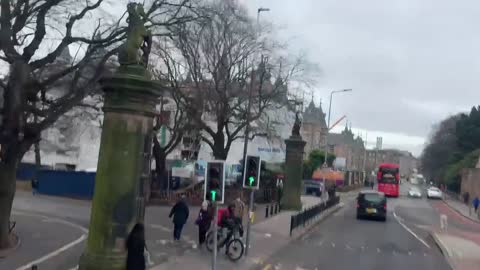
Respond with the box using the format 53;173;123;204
78;64;161;270
281;135;306;211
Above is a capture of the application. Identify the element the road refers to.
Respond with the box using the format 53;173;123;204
259;183;453;270
2;191;280;270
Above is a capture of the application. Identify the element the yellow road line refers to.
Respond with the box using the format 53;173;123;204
262;264;272;270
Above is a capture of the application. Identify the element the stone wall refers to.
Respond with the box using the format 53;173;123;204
461;168;480;198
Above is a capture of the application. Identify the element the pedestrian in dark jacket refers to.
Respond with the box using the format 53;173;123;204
196;200;213;247
169;195;189;241
126;223;146;270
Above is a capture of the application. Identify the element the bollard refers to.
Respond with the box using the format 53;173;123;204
274;204;278;214
32;266;38;270
270;204;273;216
265;205;269;218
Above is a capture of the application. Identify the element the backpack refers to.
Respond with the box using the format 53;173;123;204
217;208;229;226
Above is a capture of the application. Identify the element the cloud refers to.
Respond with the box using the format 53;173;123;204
244;0;480;150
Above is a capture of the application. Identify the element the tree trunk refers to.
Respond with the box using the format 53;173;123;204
34;141;41;170
0;162;17;249
212;133;227;160
152;136;167;190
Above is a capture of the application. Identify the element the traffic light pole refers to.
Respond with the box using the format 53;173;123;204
245;189;254;256
211;201;218;270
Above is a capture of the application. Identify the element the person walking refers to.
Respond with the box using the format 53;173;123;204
276;178;284;204
31;178;39;195
233;197;245;223
473;196;480;216
195;200;213;248
126;223;146;270
169;195;189;241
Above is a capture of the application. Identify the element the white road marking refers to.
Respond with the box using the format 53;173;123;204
393;211;431;249
377;248;381;253
424;252;428;257
316;240;323;247
345;244;352;250
16;234;87;270
360;246;365;251
12;210;89;270
265;233;272;238
408;251;412;256
13;210;88;233
331;242;335;248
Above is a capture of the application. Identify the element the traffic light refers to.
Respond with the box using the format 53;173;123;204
243;155;261;189
204;161;225;203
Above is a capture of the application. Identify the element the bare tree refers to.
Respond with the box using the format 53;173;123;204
150;62;195;188
164;0;310;160
0;0;196;249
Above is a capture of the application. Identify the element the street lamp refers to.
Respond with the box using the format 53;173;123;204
322;88;352;204
243;6;270;258
326;89;352;129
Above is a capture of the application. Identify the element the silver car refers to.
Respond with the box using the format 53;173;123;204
427;187;443;199
408;187;422;198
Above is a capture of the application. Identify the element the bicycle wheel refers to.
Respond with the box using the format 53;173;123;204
206;231;223;252
226;238;244;261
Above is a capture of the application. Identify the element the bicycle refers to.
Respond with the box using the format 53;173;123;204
206;222;244;261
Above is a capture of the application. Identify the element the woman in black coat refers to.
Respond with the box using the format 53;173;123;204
169;195;189;241
126;223;146;270
196;200;213;247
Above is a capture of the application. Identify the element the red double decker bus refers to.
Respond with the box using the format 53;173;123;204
377;163;400;197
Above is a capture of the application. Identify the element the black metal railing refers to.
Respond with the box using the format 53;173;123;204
289;196;340;236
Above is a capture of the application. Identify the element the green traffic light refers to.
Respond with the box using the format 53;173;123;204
210;190;217;201
249;176;255;186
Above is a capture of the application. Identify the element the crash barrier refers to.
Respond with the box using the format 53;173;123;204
289;196;340;236
265;203;281;218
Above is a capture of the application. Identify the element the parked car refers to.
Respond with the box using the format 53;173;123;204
427;187;443;199
408;187;422;198
356;190;387;221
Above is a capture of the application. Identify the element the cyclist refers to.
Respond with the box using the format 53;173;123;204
219;203;241;254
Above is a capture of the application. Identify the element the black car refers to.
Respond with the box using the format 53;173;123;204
356;190;387;221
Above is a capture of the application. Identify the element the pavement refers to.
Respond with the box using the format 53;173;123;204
150;194;333;270
427;195;480;270
444;195;480;223
0;190;338;270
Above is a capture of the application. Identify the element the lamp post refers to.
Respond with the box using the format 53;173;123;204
243;7;270;257
322;89;352;202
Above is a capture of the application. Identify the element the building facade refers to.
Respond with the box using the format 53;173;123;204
365;149;417;177
301;100;328;158
326;126;365;171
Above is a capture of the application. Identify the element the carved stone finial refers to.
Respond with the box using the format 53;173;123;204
118;3;152;68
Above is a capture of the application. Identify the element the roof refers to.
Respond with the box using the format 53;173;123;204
379;163;399;168
327;133;346;145
303;100;327;127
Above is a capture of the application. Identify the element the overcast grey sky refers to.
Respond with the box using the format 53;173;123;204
242;0;480;155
